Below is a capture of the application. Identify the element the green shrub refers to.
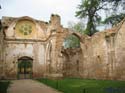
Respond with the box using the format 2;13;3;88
0;81;10;93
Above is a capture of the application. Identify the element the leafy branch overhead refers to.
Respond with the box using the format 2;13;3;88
76;0;125;36
102;13;125;26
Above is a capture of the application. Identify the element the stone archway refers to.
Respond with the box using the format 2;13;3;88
60;32;84;77
17;56;33;79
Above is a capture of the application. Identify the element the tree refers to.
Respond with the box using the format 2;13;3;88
64;21;85;48
102;0;125;26
103;13;125;26
76;0;103;36
76;0;125;36
68;21;85;34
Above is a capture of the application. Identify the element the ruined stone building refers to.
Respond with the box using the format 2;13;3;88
0;14;125;80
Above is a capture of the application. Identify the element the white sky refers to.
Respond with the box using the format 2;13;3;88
0;0;81;27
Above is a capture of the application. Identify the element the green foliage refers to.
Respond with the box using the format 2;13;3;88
76;0;103;36
0;81;10;93
102;13;125;26
64;35;80;48
64;22;84;49
76;0;125;36
37;78;125;93
103;0;125;26
68;21;85;34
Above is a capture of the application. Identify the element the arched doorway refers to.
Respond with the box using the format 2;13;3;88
17;56;33;79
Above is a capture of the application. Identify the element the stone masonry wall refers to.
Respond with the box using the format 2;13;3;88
61;20;125;80
1;14;125;80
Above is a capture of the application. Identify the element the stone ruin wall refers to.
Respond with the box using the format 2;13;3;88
61;20;125;80
0;14;125;80
61;48;83;77
0;28;4;79
0;14;64;79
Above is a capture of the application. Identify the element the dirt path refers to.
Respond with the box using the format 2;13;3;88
7;79;62;93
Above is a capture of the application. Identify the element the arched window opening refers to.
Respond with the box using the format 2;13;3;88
63;34;80;49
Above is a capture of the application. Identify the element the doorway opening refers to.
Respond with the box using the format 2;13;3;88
17;56;33;79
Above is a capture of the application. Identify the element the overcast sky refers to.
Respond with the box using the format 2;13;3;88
0;0;81;27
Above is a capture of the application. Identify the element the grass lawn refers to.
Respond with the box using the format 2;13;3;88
37;78;125;93
0;81;10;93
